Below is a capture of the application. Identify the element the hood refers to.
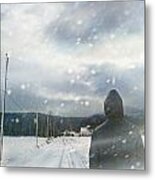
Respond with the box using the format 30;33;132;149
104;89;124;120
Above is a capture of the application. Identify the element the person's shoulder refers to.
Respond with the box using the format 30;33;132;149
93;119;109;136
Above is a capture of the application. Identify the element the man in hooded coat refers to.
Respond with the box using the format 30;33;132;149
89;89;144;170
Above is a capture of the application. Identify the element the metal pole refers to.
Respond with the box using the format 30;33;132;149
0;9;2;163
0;54;2;166
0;53;9;165
46;114;49;140
48;111;52;138
35;112;39;148
46;114;50;143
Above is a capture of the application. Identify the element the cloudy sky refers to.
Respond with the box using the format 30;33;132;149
1;1;144;116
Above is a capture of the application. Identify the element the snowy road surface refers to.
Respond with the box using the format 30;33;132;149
2;135;144;168
2;136;91;168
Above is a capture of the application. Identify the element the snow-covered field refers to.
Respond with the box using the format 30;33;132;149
2;136;91;168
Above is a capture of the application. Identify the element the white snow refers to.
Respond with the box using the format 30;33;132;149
77;37;81;42
15;118;19;123
70;79;75;84
77;20;83;25
112;77;116;86
43;99;48;104
93;35;98;40
7;89;12;95
84;101;90;107
2;136;91;168
60;102;65;107
68;68;73;75
76;75;81;80
88;43;94;48
20;84;26;90
90;69;96;75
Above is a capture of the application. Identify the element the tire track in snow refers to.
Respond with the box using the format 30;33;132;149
58;148;65;168
66;138;87;168
57;138;83;168
58;138;66;168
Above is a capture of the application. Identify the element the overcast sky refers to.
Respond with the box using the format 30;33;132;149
1;1;144;116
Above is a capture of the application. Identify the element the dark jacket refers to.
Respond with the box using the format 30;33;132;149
89;90;144;170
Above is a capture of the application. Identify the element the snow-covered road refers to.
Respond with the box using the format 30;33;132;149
2;136;91;168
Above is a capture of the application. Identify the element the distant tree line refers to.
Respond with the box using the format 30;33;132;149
1;111;144;137
3;113;83;137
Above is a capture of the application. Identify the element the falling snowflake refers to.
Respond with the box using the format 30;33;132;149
75;97;80;102
44;99;48;104
113;153;118;157
20;84;26;90
91;69;96;75
124;154;130;159
7;89;12;95
15;118;19;123
130;165;135;169
85;81;91;86
106;79;111;84
122;139;127;144
68;68;73;74
111;145;115;149
85;101;90;107
76;41;80;45
136;162;141;167
77;37;81;42
76;37;81;45
77;20;83;25
110;34;116;39
93;35;98;40
76;75;81;80
88;43;94;48
70;79;75;84
60;102;65;107
112;77;116;86
128;131;133;135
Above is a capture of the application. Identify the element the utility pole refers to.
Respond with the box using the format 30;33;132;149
0;53;9;165
52;120;55;137
46;113;49;142
49;111;52;138
35;112;39;148
0;48;2;165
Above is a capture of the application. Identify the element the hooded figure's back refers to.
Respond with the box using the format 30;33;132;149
104;89;124;120
89;89;144;170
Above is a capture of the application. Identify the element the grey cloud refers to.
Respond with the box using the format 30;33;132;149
45;1;144;47
6;62;144;115
1;1;144;116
